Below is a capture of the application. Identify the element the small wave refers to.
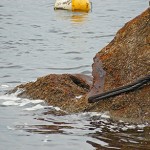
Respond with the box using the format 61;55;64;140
7;126;15;131
67;112;149;130
29;38;44;41
0;95;21;101
72;57;83;60
106;9;117;12
24;104;61;111
60;112;110;123
24;104;46;111
80;70;92;75
0;90;62;112
91;34;115;39
2;101;18;106
5;81;22;84
0;91;44;108
82;31;95;34
80;112;110;119
43;65;90;71
0;84;9;88
1;97;44;107
0;65;23;69
63;51;81;54
1;75;11;78
30;25;41;28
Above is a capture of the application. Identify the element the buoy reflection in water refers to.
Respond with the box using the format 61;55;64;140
55;10;89;24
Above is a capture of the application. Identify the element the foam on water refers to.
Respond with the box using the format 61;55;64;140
0;0;149;149
1;84;9;88
2;100;19;106
24;104;61;111
0;89;61;112
0;89;149;131
0;94;43;105
0;85;149;150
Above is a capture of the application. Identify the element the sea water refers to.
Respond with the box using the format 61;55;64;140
0;0;149;149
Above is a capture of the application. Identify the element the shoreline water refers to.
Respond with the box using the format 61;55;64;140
0;0;149;149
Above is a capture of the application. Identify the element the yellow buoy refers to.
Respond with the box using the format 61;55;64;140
72;0;91;12
54;0;91;12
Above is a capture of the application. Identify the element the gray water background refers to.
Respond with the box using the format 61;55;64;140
0;0;149;150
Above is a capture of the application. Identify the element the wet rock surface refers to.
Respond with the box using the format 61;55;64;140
10;74;92;113
88;8;150;123
10;8;150;123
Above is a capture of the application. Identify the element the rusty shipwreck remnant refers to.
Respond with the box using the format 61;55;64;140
10;8;150;123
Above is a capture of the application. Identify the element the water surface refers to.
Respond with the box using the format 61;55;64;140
0;0;149;149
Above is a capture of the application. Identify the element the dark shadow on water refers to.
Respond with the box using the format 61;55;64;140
86;120;150;150
14;110;150;149
15;124;74;135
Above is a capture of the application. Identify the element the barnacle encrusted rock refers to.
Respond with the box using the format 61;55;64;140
10;74;92;113
88;8;150;123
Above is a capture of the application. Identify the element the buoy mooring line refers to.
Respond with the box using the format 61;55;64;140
88;74;150;103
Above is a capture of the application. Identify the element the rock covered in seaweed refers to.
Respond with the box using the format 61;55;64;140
88;8;150;123
10;74;92;113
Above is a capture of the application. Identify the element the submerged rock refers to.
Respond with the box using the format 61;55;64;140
10;8;150;123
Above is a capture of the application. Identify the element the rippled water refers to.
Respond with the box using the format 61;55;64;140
0;0;149;149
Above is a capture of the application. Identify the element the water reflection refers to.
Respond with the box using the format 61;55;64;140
87;119;150;150
87;129;150;150
0;0;149;149
14;111;150;149
15;124;73;134
71;13;88;23
54;10;89;24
